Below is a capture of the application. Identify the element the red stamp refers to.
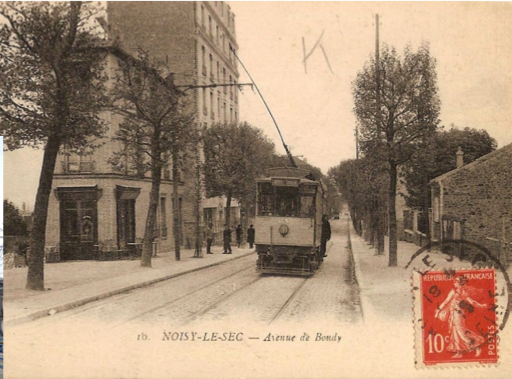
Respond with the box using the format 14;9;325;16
413;268;498;367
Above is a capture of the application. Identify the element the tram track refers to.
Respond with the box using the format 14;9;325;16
177;275;264;327
118;264;257;327
177;273;312;327
267;276;309;325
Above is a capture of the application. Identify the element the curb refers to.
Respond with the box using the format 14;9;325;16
6;251;256;328
347;221;378;326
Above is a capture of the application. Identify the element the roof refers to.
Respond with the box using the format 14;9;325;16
429;142;512;185
256;177;318;185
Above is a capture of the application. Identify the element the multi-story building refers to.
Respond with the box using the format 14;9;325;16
108;1;239;127
45;2;239;260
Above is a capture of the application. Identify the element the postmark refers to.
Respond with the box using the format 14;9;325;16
406;240;511;331
413;268;499;367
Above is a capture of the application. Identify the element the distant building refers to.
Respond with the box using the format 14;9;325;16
202;197;242;241
45;2;240;260
430;143;512;265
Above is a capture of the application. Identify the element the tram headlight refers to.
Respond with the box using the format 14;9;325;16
278;224;289;237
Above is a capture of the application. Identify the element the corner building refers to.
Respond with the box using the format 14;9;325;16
45;2;239;259
109;1;241;238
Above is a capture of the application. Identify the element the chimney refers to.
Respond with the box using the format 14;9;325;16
456;146;464;169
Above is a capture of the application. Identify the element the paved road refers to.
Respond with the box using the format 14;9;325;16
8;219;361;352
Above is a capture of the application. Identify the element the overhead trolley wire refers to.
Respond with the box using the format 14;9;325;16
230;47;297;168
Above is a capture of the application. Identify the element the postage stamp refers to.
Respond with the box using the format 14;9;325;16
413;268;499;367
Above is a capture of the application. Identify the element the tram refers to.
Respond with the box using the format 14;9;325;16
254;167;326;276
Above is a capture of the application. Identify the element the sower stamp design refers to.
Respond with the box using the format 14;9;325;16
413;268;498;367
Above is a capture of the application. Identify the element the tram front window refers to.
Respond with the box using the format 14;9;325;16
299;195;315;217
258;182;273;215
275;186;299;217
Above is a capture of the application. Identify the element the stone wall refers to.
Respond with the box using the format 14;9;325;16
432;144;512;264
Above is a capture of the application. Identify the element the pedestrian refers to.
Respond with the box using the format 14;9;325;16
222;224;232;254
205;223;214;254
235;224;243;248
247;224;255;249
320;215;331;257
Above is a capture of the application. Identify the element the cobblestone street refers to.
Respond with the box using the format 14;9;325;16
8;220;360;340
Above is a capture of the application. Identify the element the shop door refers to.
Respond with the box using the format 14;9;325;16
60;199;98;260
117;199;136;248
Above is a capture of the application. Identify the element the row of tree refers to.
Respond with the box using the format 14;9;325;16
329;43;496;266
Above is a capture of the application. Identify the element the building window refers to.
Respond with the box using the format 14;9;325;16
223;102;226;121
217;61;220;81
201;5;205;27
208;15;212;37
64;152;95;173
209;54;214;81
230;106;233;122
203;88;207;115
216;25;219;44
210;91;214;119
223;68;226;93
234;80;237;103
234;111;237;123
201;46;206;76
162;164;170;180
217;94;221;117
229;75;233;99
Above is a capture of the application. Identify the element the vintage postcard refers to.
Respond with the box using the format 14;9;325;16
2;2;512;379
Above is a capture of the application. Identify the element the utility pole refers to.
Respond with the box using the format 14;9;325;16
375;14;381;138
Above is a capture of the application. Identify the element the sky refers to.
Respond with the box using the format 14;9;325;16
4;1;512;209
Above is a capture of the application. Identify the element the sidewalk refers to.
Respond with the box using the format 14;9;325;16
4;246;256;328
349;221;512;377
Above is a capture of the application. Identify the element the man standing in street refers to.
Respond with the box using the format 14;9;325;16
222;224;232;254
235;224;243;248
205;223;214;254
247;224;255;249
320;215;331;258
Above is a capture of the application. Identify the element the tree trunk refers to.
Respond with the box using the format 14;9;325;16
141;164;162;267
26;135;61;290
388;162;398;266
172;153;181;261
225;191;232;228
377;203;385;255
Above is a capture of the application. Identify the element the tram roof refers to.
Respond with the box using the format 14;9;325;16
263;167;313;178
256;167;320;186
256;177;318;185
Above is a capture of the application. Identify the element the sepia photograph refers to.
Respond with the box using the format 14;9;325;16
1;1;511;378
